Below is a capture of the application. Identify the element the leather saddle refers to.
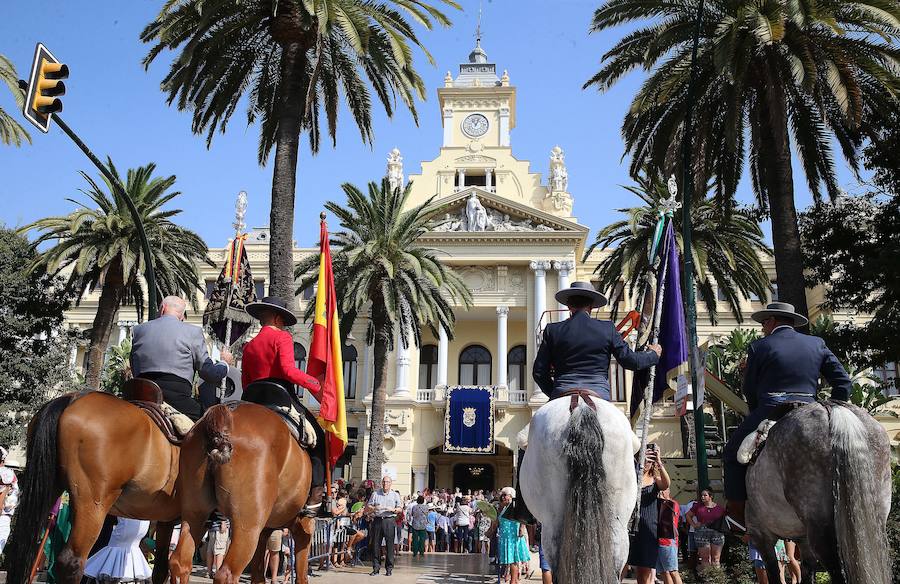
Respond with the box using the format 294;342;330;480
242;380;318;448
121;378;183;445
740;400;808;465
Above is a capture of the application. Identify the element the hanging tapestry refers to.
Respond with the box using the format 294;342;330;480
444;386;494;454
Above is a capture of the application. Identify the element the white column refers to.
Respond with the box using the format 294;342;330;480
554;260;575;312
457;168;466;191
485;168;493;192
395;329;411;397
530;261;550;328
412;466;428;494
530;261;551;402
437;326;449;387
362;342;373;397
496;306;509;388
443;107;453;147
499;107;511;147
117;322;128;344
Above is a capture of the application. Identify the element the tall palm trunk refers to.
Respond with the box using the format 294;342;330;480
761;60;809;325
85;258;125;388
366;302;391;480
268;41;307;309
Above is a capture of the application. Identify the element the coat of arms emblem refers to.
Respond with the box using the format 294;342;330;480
462;407;477;428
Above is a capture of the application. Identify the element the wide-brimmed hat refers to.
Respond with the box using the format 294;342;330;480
751;302;808;327
554;281;607;308
245;296;297;326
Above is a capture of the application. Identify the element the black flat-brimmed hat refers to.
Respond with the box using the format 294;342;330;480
554;281;608;308
245;296;297;326
751;301;808;327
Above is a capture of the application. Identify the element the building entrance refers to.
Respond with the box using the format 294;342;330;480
453;463;495;493
427;443;515;494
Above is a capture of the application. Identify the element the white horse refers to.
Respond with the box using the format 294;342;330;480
521;394;640;584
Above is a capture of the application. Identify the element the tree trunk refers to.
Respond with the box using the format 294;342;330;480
366;302;391;481
761;60;810;327
268;42;307;310
85;259;125;389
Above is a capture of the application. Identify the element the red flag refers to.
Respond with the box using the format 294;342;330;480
307;219;347;469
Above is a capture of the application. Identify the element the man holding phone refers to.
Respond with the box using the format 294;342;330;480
366;476;402;576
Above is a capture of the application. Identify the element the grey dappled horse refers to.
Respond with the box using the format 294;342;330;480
747;401;892;584
520;395;640;584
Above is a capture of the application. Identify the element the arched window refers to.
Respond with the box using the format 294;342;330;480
419;344;438;389
459;344;492;386
294;343;307;397
343;344;358;399
507;345;527;392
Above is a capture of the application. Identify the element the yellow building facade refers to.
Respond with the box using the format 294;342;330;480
64;41;899;497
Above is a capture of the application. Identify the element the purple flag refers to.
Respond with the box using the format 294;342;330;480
631;222;689;417
653;223;689;398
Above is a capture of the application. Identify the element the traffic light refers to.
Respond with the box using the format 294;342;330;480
22;43;68;133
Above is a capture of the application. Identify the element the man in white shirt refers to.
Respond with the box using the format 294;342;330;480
365;476;402;576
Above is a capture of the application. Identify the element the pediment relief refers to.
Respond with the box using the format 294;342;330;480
426;189;585;235
454;154;496;166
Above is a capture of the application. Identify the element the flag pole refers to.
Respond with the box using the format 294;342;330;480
321;211;333;501
218;191;248;399
630;214;674;531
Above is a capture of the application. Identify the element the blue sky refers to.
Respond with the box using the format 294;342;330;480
1;0;859;248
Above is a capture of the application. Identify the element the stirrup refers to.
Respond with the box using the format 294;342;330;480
725;515;747;534
299;503;320;519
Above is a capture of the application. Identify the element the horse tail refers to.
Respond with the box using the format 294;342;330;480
829;403;891;584
204;404;234;465
3;394;74;584
557;404;618;584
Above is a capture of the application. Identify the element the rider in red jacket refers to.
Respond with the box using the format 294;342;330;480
243;296;328;516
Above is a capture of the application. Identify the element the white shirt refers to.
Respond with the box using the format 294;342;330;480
0;467;18;517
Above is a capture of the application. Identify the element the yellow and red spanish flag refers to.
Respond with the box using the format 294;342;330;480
307;218;348;469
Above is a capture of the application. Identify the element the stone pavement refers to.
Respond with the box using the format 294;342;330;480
187;551;638;584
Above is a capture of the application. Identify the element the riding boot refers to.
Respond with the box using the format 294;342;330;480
300;485;327;518
725;499;747;534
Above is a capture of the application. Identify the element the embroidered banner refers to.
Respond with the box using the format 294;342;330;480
444;386;494;454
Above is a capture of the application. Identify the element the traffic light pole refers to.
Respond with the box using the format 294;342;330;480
19;80;159;319
679;0;709;492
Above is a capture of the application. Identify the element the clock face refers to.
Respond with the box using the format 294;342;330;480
462;113;489;137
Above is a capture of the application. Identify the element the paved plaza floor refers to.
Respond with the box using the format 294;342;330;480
186;551;638;584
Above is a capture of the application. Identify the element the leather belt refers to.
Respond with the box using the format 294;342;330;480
558;388;599;413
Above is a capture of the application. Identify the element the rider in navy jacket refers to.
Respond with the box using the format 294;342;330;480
533;310;660;401
723;302;851;529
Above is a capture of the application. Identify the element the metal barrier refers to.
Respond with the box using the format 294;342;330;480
305;517;362;575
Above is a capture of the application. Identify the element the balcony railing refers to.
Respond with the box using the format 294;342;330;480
509;390;528;405
416;388;434;402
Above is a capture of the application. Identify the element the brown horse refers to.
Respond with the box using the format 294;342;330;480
168;402;315;584
3;392;180;584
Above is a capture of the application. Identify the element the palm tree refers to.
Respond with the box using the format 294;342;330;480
20;161;211;389
296;179;471;480
1;54;30;146
141;0;458;308
585;172;772;324
585;0;900;319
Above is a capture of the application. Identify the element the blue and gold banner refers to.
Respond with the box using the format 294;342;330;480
444;386;494;454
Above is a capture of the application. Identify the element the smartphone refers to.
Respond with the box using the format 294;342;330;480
647;443;658;452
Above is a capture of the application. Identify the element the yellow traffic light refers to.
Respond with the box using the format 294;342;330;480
23;43;68;133
33;61;68;114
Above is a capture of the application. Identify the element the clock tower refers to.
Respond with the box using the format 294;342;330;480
437;35;516;149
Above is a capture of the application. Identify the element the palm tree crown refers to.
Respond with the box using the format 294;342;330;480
1;54;30;147
20;161;210;388
585;173;772;324
585;0;900;319
142;0;458;305
296;179;471;479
